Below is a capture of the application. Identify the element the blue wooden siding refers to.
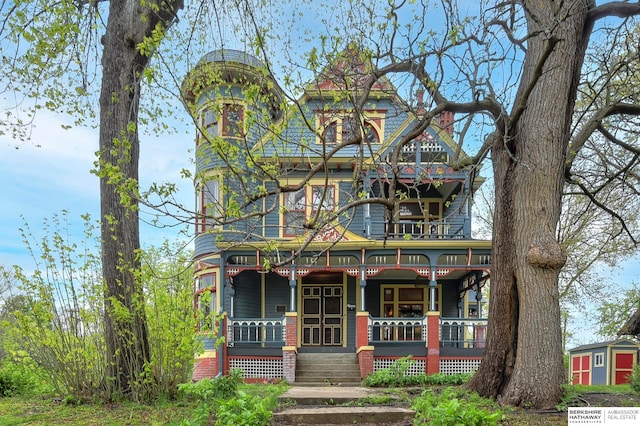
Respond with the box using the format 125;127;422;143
229;271;261;317
264;273;290;317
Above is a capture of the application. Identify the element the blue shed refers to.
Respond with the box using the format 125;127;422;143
568;339;639;385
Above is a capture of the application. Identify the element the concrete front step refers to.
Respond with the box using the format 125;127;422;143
295;353;361;384
272;406;415;425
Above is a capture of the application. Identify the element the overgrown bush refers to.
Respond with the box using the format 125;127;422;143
412;387;504;425
630;363;640;394
362;356;473;387
3;213;197;402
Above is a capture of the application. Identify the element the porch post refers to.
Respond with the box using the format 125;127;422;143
282;312;298;383
289;263;296;311
356;311;374;379
427;271;440;374
359;265;366;311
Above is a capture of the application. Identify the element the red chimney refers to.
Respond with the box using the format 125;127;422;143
437;110;454;136
416;90;425;115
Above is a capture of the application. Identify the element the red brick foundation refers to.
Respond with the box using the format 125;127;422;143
192;354;219;380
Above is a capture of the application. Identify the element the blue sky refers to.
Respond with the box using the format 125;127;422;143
0;110;194;270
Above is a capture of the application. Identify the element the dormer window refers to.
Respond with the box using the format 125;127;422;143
317;111;384;145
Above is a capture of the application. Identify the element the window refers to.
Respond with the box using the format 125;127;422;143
594;353;604;367
196;274;216;331
381;285;440;318
381;285;440;341
319;116;381;145
222;104;244;137
283;188;306;236
201;108;218;140
311;185;335;213
393;199;442;237
364;122;379;144
342;117;357;142
196;179;220;234
322;122;337;144
199;103;244;142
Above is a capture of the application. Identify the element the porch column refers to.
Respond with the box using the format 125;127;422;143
289;263;296;311
359;265;366;311
282;312;298;383
356;311;374;379
426;270;440;374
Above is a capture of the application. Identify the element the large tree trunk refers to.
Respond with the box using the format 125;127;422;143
98;0;182;399
467;1;592;408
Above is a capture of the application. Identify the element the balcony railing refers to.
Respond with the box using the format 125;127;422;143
369;218;467;240
227;317;285;347
369;317;427;343
440;318;487;348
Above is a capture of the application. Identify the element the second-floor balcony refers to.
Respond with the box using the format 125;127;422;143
369;218;467;240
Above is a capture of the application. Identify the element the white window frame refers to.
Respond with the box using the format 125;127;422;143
594;353;604;367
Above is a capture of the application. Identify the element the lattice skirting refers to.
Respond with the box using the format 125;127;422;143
439;358;481;374
374;357;426;375
228;356;283;379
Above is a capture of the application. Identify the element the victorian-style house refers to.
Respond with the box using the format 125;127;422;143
182;48;491;383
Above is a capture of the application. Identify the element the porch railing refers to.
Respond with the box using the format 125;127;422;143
368;316;427;343
440;318;487;348
226;317;285;347
369;218;467;240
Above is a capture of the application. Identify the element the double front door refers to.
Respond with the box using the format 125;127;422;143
301;285;343;346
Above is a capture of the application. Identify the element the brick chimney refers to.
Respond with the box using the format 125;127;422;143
437;110;454;137
415;90;426;116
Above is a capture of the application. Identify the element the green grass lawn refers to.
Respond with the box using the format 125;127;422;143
0;395;198;426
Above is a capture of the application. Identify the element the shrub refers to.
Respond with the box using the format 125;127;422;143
361;356;473;387
0;362;38;397
630;363;640;394
412;387;504;426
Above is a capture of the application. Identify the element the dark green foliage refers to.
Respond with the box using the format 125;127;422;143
0;363;37;397
412;387;504;425
361;356;473;387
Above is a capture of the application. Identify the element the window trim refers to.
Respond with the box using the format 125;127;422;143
594;353;604;367
380;284;442;317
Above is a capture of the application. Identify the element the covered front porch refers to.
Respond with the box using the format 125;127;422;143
192;243;490;381
222;313;487;381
